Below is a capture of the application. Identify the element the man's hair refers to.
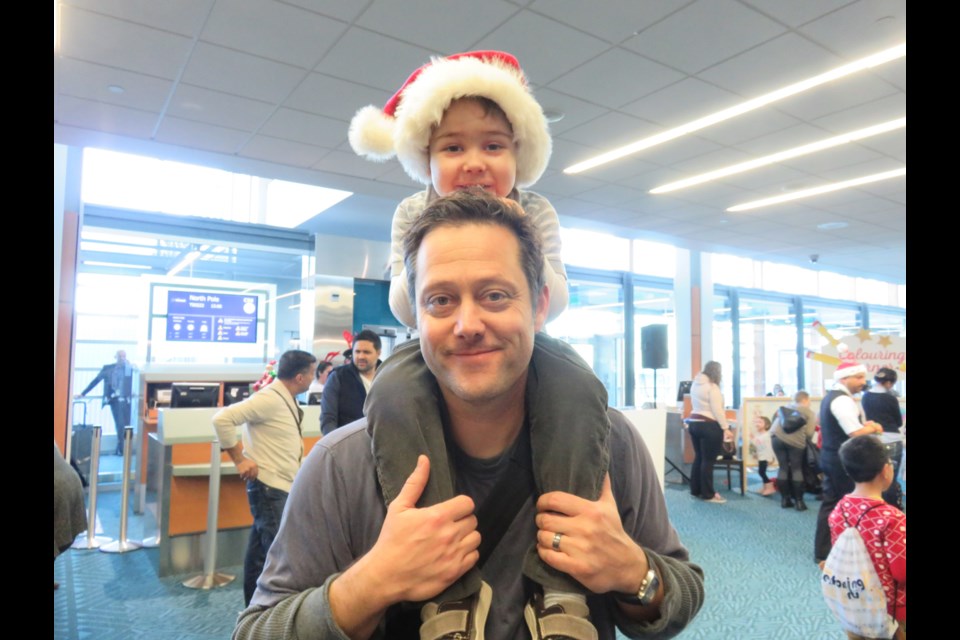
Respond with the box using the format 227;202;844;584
838;435;890;483
354;329;382;351
276;350;317;380
403;189;545;315
316;361;333;378
702;361;722;385
794;390;810;403
874;367;898;384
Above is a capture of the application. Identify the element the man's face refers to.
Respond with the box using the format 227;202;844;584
115;350;126;363
841;373;867;394
294;363;318;395
352;340;380;375
415;222;548;408
428;98;517;198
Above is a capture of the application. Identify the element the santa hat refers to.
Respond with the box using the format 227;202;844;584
834;361;867;379
348;50;552;188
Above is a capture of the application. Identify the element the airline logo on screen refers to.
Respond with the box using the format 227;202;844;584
166;290;258;343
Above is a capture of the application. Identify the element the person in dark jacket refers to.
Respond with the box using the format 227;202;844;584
861;367;904;508
76;350;136;455
320;330;382;435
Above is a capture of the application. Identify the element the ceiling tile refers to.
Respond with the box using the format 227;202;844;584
529;0;689;43
558;111;659;151
182;43;308;104
547;48;684;109
312;149;403;180
620;78;740;127
56;95;158;138
167;84;276;131
313;28;435;90
66;0;211;36
477;11;611;85
799;0;906;58
260;108;347;148
283;0;367;22
59;5;194;79
58;58;173;112
740;0;854;28
533;89;609;136
697;33;839;97
201;0;348;69
624;0;787;74
154;117;250;154
240;134;328;168
285;73;391;121
357;0;517;53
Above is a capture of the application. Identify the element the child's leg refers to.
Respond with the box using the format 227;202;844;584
522;332;612;593
364;338;481;601
758;460;769;483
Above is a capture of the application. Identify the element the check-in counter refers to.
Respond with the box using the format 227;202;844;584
147;403;321;576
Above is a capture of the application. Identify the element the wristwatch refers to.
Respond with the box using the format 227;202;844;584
615;568;660;606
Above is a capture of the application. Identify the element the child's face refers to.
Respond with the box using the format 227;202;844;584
754;416;767;431
428;98;517;198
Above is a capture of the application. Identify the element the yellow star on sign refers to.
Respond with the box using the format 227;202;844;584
877;335;893;347
856;328;873;342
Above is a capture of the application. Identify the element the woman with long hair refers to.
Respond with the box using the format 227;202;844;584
687;361;736;503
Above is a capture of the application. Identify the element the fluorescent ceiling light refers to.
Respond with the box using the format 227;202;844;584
564;43;906;175
650;118;906;194
726;168;905;212
83;261;153;270
167;249;203;276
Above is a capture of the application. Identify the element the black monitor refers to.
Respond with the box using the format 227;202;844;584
307;392;323;406
223;383;252;406
170;383;220;408
676;380;693;401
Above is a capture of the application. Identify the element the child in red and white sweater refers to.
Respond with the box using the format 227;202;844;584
829;435;906;639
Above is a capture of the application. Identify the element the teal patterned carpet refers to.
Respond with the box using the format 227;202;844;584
56;471;888;639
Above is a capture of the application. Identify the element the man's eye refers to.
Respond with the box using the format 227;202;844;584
486;291;510;303
429;295;451;307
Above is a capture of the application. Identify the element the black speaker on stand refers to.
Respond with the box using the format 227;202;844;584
641;324;669;407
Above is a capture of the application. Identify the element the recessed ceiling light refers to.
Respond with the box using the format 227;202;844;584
107;85;125;94
564;42;906;174
817;222;849;231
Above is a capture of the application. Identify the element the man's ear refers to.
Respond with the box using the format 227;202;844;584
534;284;550;332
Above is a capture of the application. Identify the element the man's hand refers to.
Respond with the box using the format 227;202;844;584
368;455;480;603
235;458;259;481
535;474;648;596
329;455;480;638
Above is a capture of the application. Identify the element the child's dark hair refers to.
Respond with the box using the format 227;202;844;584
838;435;890;482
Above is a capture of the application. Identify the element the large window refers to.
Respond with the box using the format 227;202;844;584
547;275;626;407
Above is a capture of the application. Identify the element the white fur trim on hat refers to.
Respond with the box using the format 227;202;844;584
348;105;396;161
835;362;867;379
349;52;551;188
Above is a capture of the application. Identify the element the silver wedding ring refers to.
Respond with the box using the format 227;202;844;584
552;532;562;551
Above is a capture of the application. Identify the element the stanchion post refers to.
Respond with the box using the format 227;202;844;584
73;426;114;550
101;427;143;553
182;441;235;589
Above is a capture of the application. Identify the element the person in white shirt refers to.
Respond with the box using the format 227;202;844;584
212;349;317;605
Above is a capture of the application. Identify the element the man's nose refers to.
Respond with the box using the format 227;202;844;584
454;298;485;339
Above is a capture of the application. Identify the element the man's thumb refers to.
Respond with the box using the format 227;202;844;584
393;455;430;509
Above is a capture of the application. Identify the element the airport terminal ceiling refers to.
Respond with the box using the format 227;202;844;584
54;0;905;283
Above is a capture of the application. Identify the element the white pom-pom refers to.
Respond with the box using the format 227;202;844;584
837;343;849;355
348;105;396;160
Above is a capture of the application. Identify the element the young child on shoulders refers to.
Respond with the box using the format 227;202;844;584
750;415;776;496
828;435;906;640
349;50;610;639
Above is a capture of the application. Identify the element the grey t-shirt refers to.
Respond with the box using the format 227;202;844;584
234;409;704;640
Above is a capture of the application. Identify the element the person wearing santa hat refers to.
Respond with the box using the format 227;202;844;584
814;360;884;564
